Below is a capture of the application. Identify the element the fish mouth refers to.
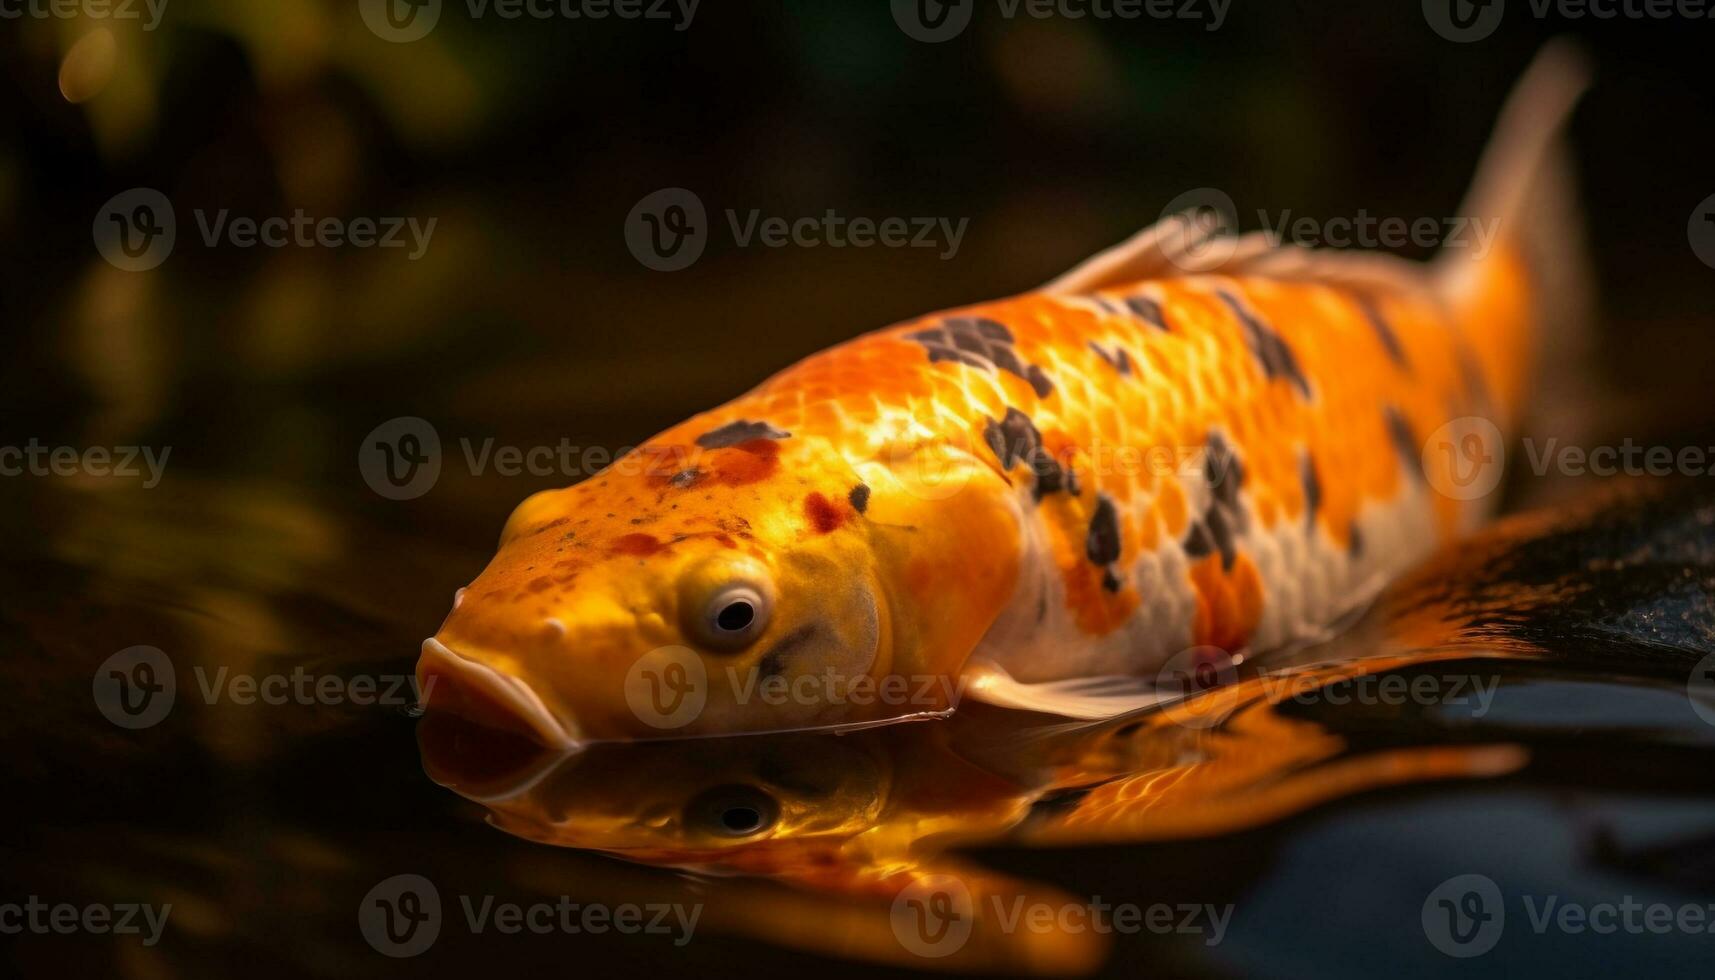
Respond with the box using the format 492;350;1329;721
418;637;581;751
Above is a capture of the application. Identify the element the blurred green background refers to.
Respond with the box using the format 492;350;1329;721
3;0;1713;547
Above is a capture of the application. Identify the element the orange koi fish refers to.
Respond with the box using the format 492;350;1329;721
419;45;1589;749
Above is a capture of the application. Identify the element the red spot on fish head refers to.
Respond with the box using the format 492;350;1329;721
611;533;665;557
707;438;781;487
804;491;844;533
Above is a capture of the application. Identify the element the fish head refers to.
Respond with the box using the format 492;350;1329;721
418;425;906;748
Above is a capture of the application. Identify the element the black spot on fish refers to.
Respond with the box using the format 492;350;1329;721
983;407;1076;503
1126;295;1169;330
848;484;870;514
1183;432;1247;570
1025;364;1054;398
697;420;791;449
1205;433;1244;511
912;316;1055;399
1355;293;1409;369
1218;290;1310;398
1301;453;1321;529
1086;494;1123;584
1348;522;1365;558
984;407;1038;471
670;467;700;489
920;345;992;370
1385;408;1425;483
1184;520;1218;562
1089;341;1133;375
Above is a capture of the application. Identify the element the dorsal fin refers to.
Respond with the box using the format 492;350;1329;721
1041;210;1433;300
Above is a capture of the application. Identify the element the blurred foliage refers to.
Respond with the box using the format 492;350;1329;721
0;0;1712;544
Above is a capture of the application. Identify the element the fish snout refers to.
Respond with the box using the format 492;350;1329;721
417;637;582;751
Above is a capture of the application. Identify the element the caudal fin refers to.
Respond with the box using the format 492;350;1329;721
1438;40;1594;436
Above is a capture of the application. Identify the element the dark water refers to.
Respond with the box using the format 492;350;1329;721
6;473;1715;978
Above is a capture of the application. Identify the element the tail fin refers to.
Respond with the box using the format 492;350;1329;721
1438;41;1593;437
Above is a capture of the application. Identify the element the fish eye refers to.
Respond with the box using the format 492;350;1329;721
689;582;770;651
685;784;779;838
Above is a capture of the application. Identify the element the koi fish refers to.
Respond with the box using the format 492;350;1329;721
418;45;1590;749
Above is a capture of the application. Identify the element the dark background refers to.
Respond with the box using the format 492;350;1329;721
3;2;1715;978
2;0;1713;543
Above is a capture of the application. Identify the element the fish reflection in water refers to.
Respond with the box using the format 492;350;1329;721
422;487;1715;975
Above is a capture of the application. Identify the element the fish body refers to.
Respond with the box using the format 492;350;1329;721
418;46;1588;748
